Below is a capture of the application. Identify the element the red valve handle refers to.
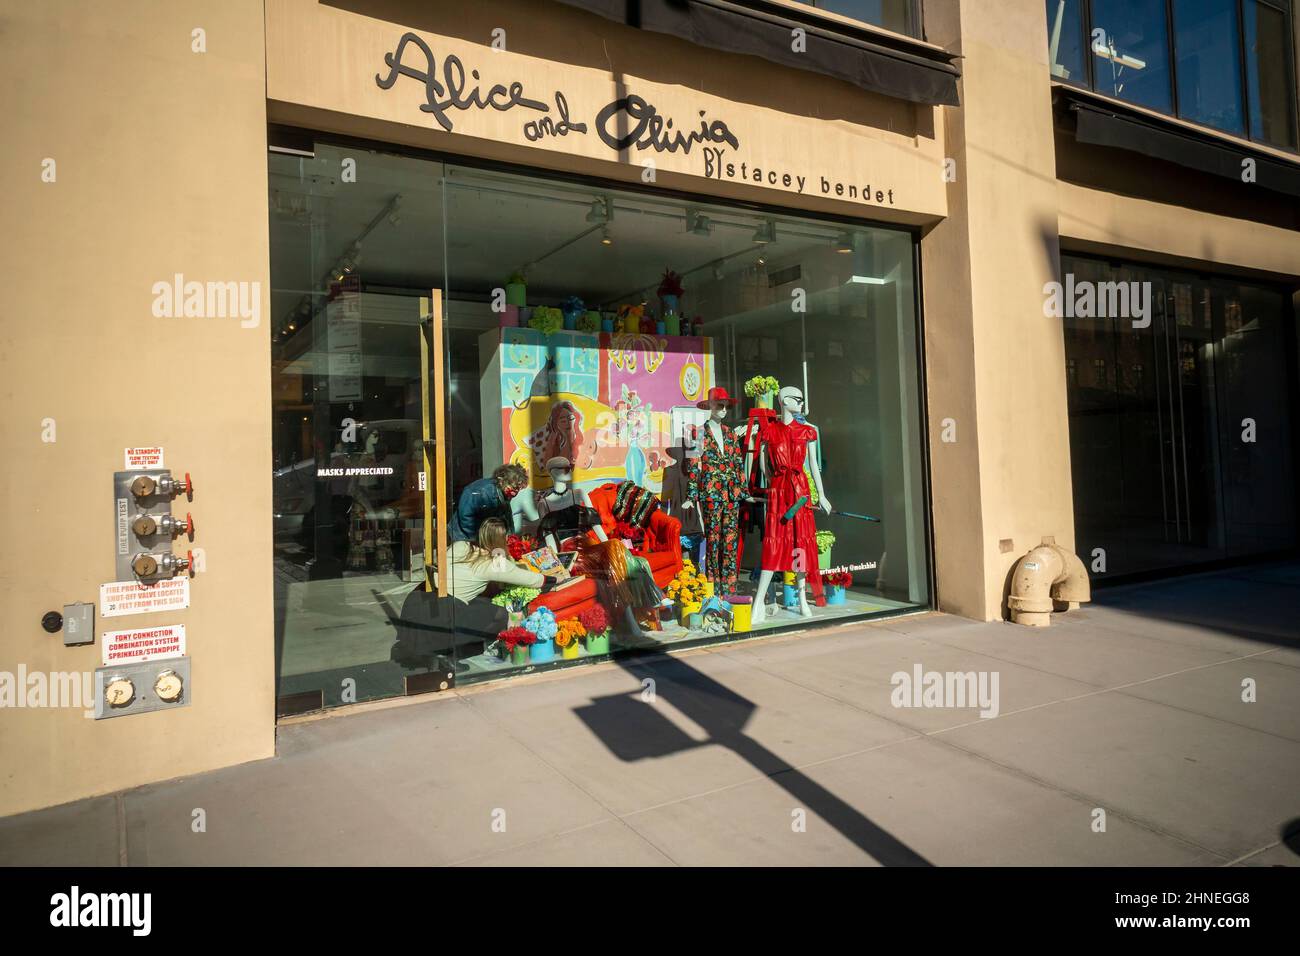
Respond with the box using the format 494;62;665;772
185;512;194;539
186;549;195;577
183;472;193;501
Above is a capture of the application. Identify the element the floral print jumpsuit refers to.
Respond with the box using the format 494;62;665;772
687;422;745;591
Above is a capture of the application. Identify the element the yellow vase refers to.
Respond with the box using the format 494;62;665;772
561;641;580;659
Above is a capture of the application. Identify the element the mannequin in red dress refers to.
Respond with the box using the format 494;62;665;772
747;385;832;624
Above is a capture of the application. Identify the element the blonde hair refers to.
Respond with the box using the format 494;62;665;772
466;517;510;567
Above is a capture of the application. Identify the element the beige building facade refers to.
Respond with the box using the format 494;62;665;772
2;0;1296;816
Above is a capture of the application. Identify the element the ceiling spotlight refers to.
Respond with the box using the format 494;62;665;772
601;226;613;246
752;220;776;244
287;322;296;331
756;254;766;266
586;198;610;224
712;261;725;280
835;232;854;254
687;210;712;237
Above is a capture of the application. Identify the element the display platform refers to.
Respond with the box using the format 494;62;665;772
455;589;915;678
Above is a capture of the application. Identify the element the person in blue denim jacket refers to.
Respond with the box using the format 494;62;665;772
449;463;534;542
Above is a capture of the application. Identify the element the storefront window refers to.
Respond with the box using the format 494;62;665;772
270;141;930;708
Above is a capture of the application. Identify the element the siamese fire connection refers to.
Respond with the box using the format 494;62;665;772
1007;540;1091;626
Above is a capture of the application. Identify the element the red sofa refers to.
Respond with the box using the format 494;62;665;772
529;482;682;619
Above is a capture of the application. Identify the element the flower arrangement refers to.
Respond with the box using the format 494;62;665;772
521;606;557;643
578;604;610;634
491;585;541;612
506;534;538;561
664;558;710;606
555;617;586;648
529;306;564;335
505;270;528;308
744;375;780;398
507;270;527;287
824;571;853;588
657;269;685;299
576;310;601;333
815;530;836;551
498;626;536;653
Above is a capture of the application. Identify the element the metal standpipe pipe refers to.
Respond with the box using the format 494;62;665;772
1007;541;1091;626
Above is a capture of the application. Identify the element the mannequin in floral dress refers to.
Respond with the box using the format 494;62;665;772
747;385;831;624
684;387;745;591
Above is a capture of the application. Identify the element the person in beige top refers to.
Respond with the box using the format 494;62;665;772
443;517;546;604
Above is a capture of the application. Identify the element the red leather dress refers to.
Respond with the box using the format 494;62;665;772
758;419;824;601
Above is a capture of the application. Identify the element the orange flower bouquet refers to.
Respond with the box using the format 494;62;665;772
555;617;587;659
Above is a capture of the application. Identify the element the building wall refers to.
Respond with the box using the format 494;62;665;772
921;0;1076;619
0;0;275;816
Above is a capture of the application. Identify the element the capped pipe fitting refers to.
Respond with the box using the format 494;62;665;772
1007;540;1091;627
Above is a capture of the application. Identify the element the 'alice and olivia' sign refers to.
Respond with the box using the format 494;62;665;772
374;31;898;208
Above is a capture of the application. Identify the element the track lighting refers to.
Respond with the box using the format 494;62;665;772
752;220;775;244
835;232;854;254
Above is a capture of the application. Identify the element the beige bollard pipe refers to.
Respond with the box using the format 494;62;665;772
1007;541;1091;626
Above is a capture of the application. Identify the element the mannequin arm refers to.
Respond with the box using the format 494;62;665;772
807;440;831;512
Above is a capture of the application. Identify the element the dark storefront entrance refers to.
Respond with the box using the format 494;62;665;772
1063;252;1299;578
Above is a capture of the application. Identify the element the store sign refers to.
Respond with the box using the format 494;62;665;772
375;32;896;208
102;624;186;665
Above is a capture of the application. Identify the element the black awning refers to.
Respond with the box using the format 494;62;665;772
554;0;960;107
1070;97;1300;199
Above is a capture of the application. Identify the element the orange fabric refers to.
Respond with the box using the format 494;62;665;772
527;482;682;618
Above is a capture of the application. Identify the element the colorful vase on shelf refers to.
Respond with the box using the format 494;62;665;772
601;315;614;333
510;645;530;665
500;305;520;328
506;278;527;307
530;638;555;663
756;392;775;410
561;641;580;660
585;631;611;655
664;313;681;336
660;293;679;313
825;585;847;606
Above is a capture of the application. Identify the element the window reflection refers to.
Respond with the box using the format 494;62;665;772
1243;0;1299;148
1046;0;1088;82
1090;0;1175;113
1173;0;1246;135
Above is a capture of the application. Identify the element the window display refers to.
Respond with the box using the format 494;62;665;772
270;141;930;707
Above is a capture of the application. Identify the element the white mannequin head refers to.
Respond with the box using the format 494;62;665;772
545;455;573;488
706;398;729;423
778;385;804;416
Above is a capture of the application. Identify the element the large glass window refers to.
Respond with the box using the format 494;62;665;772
1173;0;1246;135
1243;0;1299;148
1089;0;1175;113
269;141;931;709
1051;1;1299;149
1062;253;1298;578
797;1;920;37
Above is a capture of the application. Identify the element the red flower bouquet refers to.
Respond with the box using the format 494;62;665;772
498;626;537;652
658;269;685;298
824;571;853;588
578;604;610;634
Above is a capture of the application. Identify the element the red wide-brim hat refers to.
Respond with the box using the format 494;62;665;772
697;387;738;409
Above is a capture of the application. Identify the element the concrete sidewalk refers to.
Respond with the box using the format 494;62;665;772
3;563;1299;866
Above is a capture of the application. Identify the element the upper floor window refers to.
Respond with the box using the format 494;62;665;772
798;0;921;38
1047;0;1298;150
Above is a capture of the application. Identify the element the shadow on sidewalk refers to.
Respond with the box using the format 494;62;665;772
574;653;932;866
